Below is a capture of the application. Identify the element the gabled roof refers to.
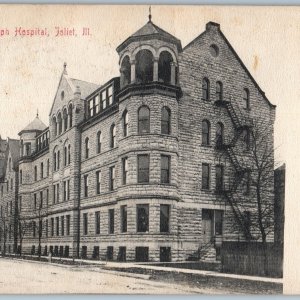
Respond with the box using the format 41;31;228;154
19;115;47;135
117;20;182;52
183;22;276;109
69;78;99;99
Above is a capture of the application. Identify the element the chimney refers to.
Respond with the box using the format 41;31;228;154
206;22;220;32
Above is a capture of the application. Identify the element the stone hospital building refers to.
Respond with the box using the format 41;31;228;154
0;18;276;262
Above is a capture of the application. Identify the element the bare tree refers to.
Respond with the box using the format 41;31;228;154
0;214;8;255
18;217;29;256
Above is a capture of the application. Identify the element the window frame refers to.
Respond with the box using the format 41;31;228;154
137;154;150;184
138;106;150;135
202;163;210;190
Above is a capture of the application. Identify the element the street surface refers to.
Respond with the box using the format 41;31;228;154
0;258;222;294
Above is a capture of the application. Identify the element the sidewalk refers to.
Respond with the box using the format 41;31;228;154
102;261;283;284
2;255;282;285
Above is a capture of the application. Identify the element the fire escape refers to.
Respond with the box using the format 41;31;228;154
214;98;253;241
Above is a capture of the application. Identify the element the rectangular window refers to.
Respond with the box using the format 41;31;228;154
215;210;223;235
33;221;36;237
40;162;44;179
57;183;60;202
83;213;88;235
138;154;150;183
137;204;149;232
53;185;56;204
120;205;127;233
202;163;210;190
66;215;70;235
51;218;54;236
46;219;48;237
95;95;100;114
63;181;66;201
89;99;94;117
160;204;170;233
34;193;37;210
56;217;59;236
39;220;42;238
61;216;65;236
40;191;43;208
161;155;170;184
34;166;37;181
96;171;101;194
101;90;107;110
122;157;128;185
108;85;113;105
109;166;115;191
95;211;100;234
10;201;12;215
84;175;89;197
215;165;224;192
67;180;70;200
109;209;114;234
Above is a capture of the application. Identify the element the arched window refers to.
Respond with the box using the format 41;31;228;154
19;170;22;185
68;104;73;128
216;81;223;101
158;51;173;84
85;138;89;159
202;78;210;101
52;116;57;137
68;144;71;165
161;106;171;135
53;152;57;171
243;88;250;109
63;108;68;132
64;146;67;167
120;56;131;88
97;131;102;154
216;122;224;147
138;106;150;134
135;49;154;84
123;110;128;137
57;113;62;135
202;120;210;146
110;124;116;148
57;150;60;170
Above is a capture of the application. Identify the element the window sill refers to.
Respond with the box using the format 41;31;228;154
201;144;212;148
201;189;212;193
243;108;251;112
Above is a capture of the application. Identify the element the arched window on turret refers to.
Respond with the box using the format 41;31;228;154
52;116;57;137
161;106;171;135
57;113;62;135
138;106;150;134
202;120;210;146
68;104;73;128
158;51;173;84
120;56;131;88
63;108;68;132
122;110;128;137
110;124;116;149
136;50;153;84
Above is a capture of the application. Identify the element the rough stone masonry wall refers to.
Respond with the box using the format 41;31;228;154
178;23;275;244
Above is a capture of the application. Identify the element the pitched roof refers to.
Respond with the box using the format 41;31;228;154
69;78;99;99
117;20;182;52
19;115;47;135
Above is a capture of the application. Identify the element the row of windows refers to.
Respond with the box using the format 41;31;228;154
202;78;250;109
32;215;71;238
84;106;171;159
201;163;251;194
53;144;71;172
82;204;170;236
88;85;114;118
82;154;171;197
201;119;250;149
33;160;50;181
52;104;73;137
0;201;13;217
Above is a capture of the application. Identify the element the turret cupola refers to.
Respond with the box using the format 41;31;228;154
116;15;182;92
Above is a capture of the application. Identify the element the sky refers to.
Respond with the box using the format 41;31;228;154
0;5;299;163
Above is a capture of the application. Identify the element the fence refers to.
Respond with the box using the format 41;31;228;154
221;241;283;278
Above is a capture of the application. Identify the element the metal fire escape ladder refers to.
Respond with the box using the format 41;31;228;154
214;98;253;240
